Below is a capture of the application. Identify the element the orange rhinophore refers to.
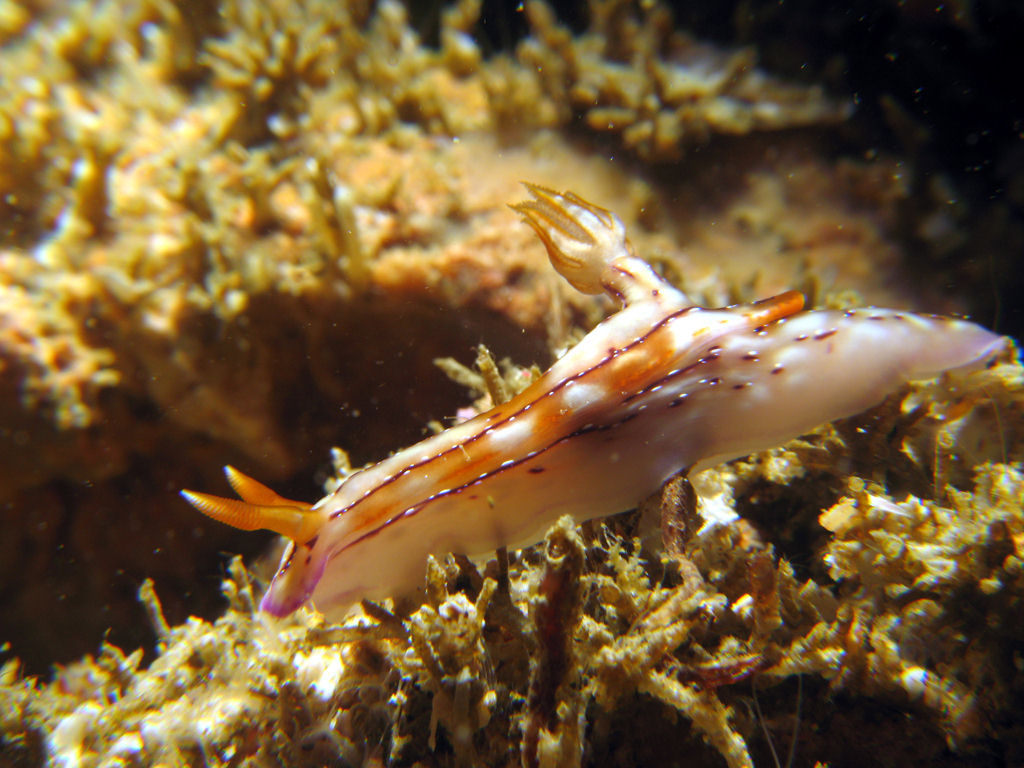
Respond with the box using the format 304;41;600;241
182;466;323;543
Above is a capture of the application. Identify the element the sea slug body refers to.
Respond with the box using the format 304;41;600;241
182;184;1008;619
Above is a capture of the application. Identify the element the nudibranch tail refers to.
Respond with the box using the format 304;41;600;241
181;466;321;542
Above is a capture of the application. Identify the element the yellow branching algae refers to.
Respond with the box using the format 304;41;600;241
516;0;849;160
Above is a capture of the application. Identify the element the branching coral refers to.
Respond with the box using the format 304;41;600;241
514;0;849;159
201;0;357;145
1;560;402;767
0;0;485;435
806;460;1024;744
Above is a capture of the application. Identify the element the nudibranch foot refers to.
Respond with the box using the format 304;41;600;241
181;184;1009;619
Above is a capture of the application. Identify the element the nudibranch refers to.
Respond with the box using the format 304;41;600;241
182;184;1007;619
